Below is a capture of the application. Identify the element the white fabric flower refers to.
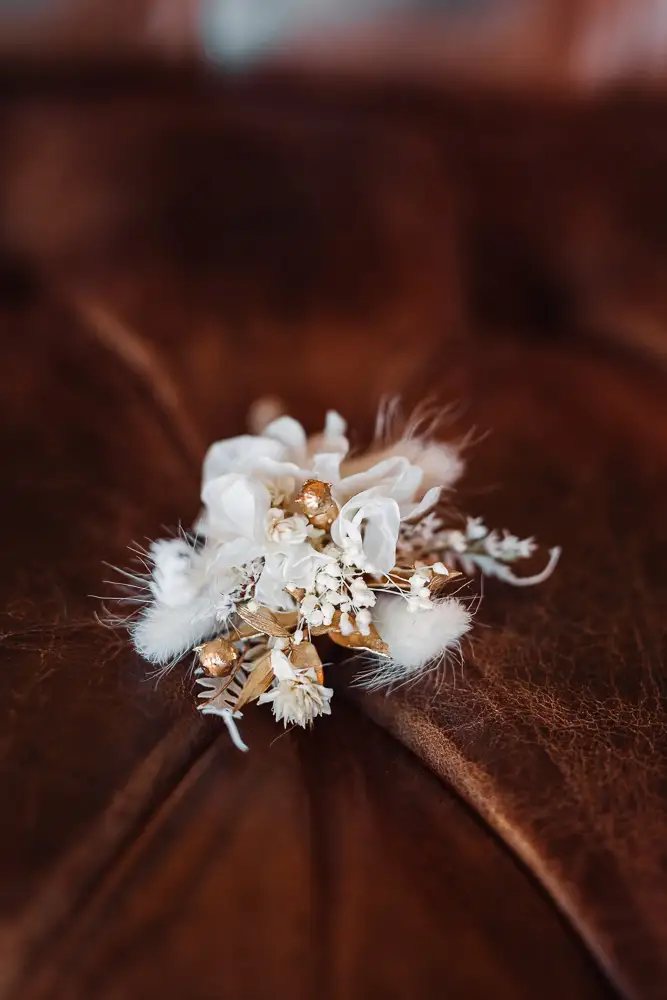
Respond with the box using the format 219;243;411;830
199;413;450;586
256;545;332;609
266;509;310;546
202;411;350;497
201;473;272;567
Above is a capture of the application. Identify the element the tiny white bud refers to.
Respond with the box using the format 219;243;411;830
321;602;335;625
339;612;354;636
356;608;372;627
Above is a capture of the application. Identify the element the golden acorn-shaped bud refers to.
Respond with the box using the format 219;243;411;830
294;479;339;529
197;637;239;677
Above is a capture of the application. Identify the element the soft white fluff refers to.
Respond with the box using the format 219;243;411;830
367;397;465;492
131;597;219;667
364;592;472;689
128;538;238;665
388;439;464;493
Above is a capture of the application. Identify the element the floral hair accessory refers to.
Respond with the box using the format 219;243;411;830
110;403;560;750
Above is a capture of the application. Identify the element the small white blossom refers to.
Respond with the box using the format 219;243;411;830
349;579;376;608
465;516;488;541
408;569;431;595
407;594;433;612
300;593;319;617
316;571;340;595
258;666;333;728
446;530;468;553
321;601;336;625
339;611;355;635
355;608;373;635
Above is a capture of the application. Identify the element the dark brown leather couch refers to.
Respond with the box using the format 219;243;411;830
1;65;666;999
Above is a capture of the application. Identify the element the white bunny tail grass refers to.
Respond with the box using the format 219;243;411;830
130;597;219;666
360;592;472;690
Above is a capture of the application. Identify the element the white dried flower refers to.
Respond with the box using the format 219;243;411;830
316;571;340;594
321;602;336;625
339;611;354;635
259;654;333;728
407;594;433;612
355;608;373;635
349;578;376;608
446;530;468;554
465;516;488;541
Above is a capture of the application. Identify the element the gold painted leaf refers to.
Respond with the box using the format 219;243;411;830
198;659;245;707
235;604;294;637
309;610;341;636
329;622;390;657
232;650;274;712
366;567;412;591
428;569;463;597
290;641;325;685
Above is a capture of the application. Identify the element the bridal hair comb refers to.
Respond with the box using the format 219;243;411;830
110;402;559;750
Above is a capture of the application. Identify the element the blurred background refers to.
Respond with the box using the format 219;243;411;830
2;0;667;379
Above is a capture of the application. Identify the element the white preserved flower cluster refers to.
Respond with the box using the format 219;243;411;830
398;514;560;587
112;402;559;748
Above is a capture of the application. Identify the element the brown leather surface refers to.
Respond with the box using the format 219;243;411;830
2;72;666;999
0;295;611;999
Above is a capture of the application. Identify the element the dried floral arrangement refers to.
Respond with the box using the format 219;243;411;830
111;403;559;750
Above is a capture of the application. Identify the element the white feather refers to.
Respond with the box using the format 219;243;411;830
342;439;463;495
362;592;472;689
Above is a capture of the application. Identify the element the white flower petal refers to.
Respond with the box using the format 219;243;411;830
311;451;343;484
202;435;286;483
270;647;296;681
359;498;401;574
325;410;347;441
201;473;272;543
400;485;442;522
339;456;422;504
263;416;308;462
